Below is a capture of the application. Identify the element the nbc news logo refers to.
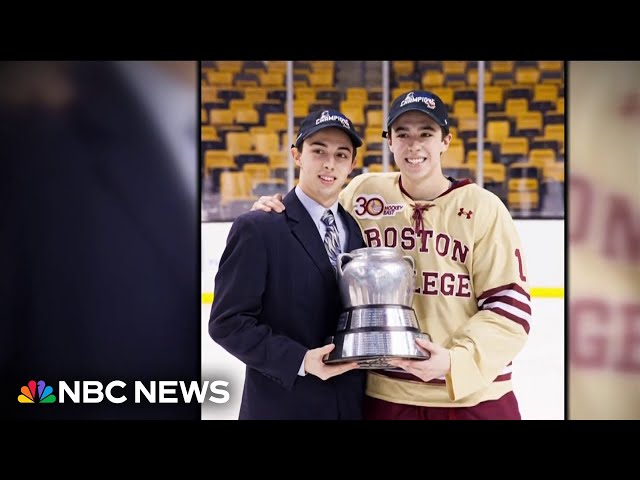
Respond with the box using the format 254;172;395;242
18;380;57;404
17;379;229;404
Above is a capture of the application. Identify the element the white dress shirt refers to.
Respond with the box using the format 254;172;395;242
295;185;348;254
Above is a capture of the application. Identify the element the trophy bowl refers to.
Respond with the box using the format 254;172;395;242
323;247;430;369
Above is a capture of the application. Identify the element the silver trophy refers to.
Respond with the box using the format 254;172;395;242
323;247;430;369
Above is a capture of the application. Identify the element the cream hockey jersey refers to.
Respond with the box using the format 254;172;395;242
338;172;531;407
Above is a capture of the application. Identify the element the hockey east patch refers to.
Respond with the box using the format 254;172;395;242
351;194;405;219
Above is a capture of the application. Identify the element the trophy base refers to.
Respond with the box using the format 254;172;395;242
324;354;428;370
323;304;431;369
323;328;431;368
323;305;431;368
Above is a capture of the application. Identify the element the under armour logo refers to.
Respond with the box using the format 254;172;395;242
457;208;473;219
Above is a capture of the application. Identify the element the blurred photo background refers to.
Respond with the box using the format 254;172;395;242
568;61;639;420
0;61;201;420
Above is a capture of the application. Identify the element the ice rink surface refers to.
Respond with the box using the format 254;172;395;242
201;298;565;420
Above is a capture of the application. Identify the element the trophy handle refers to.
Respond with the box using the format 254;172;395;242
337;253;353;277
402;255;415;273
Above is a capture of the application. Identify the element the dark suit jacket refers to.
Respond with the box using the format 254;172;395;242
0;62;200;420
209;189;366;420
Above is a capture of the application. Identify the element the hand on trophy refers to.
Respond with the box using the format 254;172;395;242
304;344;359;380
387;337;452;383
251;193;285;213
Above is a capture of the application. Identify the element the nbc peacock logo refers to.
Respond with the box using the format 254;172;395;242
18;380;57;404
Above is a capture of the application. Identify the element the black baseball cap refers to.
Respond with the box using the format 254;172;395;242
383;90;449;137
293;109;363;149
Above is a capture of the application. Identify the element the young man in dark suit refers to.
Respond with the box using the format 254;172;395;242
209;110;366;420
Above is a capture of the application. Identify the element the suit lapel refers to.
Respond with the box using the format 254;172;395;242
284;190;337;287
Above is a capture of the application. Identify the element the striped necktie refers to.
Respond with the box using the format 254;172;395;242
321;209;340;271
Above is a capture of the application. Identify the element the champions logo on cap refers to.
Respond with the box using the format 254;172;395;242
400;92;437;109
294;109;363;149
384;90;449;137
316;110;351;129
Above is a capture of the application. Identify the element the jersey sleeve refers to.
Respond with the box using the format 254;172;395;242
446;196;532;401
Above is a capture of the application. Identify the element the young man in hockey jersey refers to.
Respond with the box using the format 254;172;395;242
252;90;531;420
